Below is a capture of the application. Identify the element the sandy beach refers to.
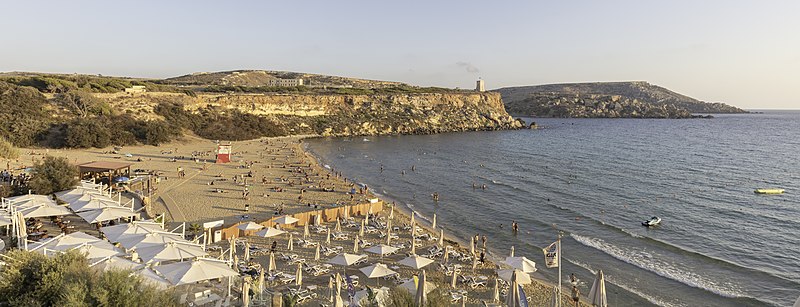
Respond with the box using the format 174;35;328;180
12;135;592;306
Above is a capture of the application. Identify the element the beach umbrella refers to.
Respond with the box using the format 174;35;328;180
287;233;294;251
77;206;136;224
504;256;537;273
303;224;310;239
398;254;434;269
254;227;286;238
17;203;72;218
364;212;370;226
493;278;500;302
410;212;415;225
258;268;265;296
359;263;397;279
365;244;398;257
274;215;299;225
442;246;449;264
30;235;123;261
588;270;608;307
510;245;515;257
472;254;479;271
431;214;436;229
410;237;416;255
242;279;250;307
353;235;359;253
314;214;322;226
438;229;444;246
237;222;264;232
470;237;475;255
389;204;394;220
400;275;437;296
415;270;427;306
550;285;559;307
335;219;341;232
135;267;170;290
68;194;120;212
132;241;208;263
117;231;187;250
497;269;532;285
244;241;250;261
314;244;321;261
101;220;163;243
54;187;104;203
343;207;350;220
326;229;331;245
334;290;344;307
386;225;392;245
268;252;277;271
359;220;365;236
92;256;143;272
328;253;364;267
154;258;238;286
505;271;521;307
335;272;342;294
295;263;303;286
5;193;55;204
451;270;457;288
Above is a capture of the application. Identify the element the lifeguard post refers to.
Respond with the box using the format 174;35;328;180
216;144;232;163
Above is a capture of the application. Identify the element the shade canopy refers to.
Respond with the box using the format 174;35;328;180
76;206;136;224
497;269;532;285
398;254;435;269
68;194;120;212
328;253;366;267
237;222;264;231
3;194;54;204
253;227;286;238
135;267;171;290
503;256;537;273
136;241;208;263
116;231;187;250
359;263;397;278
0;214;13;227
100;221;163;243
400;276;438;295
16;203;72;218
154;258;238;285
364;244;398;256
273;215;299;224
92;256;144;272
29;232;123;260
588;270;608;307
55;187;106;204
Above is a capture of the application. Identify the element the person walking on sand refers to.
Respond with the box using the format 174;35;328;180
571;285;580;307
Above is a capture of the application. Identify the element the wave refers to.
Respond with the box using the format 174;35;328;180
567;258;682;307
570;233;748;299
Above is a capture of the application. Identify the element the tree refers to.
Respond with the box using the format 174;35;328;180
188;223;203;240
54;89;111;118
0;136;19;159
0;250;178;307
27;156;79;195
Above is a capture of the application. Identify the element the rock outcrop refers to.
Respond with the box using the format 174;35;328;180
504;93;695;118
98;92;523;136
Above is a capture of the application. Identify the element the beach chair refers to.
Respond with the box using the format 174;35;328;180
287;257;306;265
450;291;464;303
468;277;487;289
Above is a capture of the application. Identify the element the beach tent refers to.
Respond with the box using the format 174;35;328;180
273;215;299;225
253;227;286;238
237;221;264;231
365;244;398;257
116;231;186;250
504;256;537;273
100;220;163;243
497;269;532;285
136;241;207;263
92;256;144;272
415;270;428;306
154;258;238;286
588;270;608;307
398;254;434;269
135;267;171;290
76;206;136;224
328;253;365;267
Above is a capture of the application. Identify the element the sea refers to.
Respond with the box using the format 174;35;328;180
305;110;800;307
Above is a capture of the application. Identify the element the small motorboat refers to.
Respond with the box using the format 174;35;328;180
642;216;661;227
754;188;784;195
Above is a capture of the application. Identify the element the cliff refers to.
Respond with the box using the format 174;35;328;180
98;91;523;137
498;81;746;117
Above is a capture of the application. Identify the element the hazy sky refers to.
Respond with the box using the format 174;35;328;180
2;1;798;109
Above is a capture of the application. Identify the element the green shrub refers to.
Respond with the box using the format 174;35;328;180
27;156;79;195
0;136;19;159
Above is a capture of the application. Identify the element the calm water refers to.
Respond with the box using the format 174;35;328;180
306;111;800;307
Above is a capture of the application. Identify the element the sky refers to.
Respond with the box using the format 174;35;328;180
1;0;798;109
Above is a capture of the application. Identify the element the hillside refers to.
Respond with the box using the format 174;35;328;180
162;70;405;89
498;81;746;117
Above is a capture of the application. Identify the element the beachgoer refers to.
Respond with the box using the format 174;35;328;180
571;286;580;307
482;235;487;249
570;273;577;285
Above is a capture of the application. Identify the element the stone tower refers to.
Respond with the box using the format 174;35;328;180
476;79;485;92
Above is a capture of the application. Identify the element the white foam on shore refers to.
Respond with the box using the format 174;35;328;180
570;233;746;299
568;258;682;307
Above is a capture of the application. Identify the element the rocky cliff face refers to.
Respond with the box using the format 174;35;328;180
99;92;522;136
505;93;694;118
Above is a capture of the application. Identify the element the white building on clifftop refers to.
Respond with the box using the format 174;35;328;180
475;79;485;92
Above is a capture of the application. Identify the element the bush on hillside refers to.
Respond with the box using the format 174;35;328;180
54;89;113;118
27;156;79;195
0;250;178;307
0;136;19;159
0;81;52;147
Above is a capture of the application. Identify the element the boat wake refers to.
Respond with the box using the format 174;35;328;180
570;234;746;299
